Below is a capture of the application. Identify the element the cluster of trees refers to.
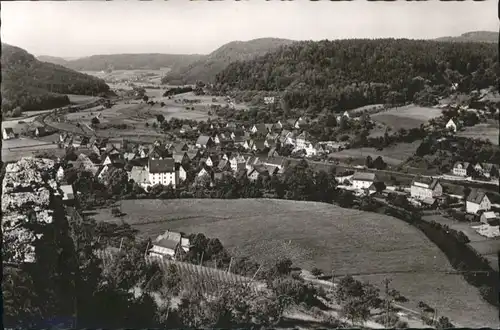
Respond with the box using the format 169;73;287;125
163;86;193;97
410;136;500;172
1;43;110;115
214;39;498;114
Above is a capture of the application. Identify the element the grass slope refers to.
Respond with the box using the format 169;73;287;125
93;198;499;328
163;38;295;84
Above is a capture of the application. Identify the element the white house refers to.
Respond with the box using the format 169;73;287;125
146;158;177;187
480;211;499;225
149;230;190;260
452;162;471;177
129;166;151;189
175;163;187;183
56;166;65;182
352;172;378;190
303;142;317;157
295;132;311;150
445;119;457;132
59;184;75;203
410;177;442;200
2;127;16;140
466;189;491;215
229;154;247;172
264;96;275;104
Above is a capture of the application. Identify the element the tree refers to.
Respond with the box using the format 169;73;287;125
365;156;373;168
372;156;387;170
12;106;23;117
143;95;149;102
156;114;165;124
91;117;100;126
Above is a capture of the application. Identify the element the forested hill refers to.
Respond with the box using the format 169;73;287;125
37;55;70;66
1;43;110;115
214;39;498;115
162;38;295;85
435;31;498;43
39;53;204;71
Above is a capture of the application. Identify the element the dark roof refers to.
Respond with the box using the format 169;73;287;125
253;124;268;133
148;158;175;173
218;159;230;170
252;139;266;150
4;127;14;134
412;177;439;189
467;189;487;204
352;172;376;182
264;156;286;167
149;146;170;159
154;231;182;250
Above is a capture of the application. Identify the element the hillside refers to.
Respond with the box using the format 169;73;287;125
435;31;498;43
214;39;498;115
42;53;204;72
1;43;110;115
162;38;295;84
93;198;500;328
37;55;70;66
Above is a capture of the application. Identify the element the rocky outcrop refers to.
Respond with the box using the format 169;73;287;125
2;157;61;263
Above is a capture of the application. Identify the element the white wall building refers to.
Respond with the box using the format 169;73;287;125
147;158;177;187
466;189;491;215
410;178;442;200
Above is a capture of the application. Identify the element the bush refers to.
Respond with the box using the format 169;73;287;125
311;267;323;277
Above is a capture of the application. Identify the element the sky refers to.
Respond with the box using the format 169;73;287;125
2;0;498;58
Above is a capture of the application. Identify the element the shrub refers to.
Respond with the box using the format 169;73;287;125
311;267;323;277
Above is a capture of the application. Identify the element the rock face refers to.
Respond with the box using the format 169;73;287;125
2;157;60;263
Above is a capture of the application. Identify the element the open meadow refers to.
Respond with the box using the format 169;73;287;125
457;122;499;145
1;137;61;162
91;198;499;328
328;141;421;166
81;69;171;84
371;105;442;130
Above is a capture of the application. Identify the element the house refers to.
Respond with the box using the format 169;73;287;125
274;120;284;130
172;151;190;164
268;147;280;158
102;153;124;166
56;166;65;182
197;166;213;181
34;127;49;137
481;163;499;178
247;165;269;181
149;146;170;160
218;159;231;172
466;189;491;214
129;166;150;189
59;185;75;205
97;164;112;183
303;141;317;157
368;181;386;195
445;119;457;132
245;156;260;171
452;162;472;177
352;172;378;190
410;177;442;200
149;230;190;260
261;156;287;171
179;124;192;134
264;96;275;104
3;127;16;140
473;163;483;174
295;132;311;150
229;154;247;172
250;139;267;152
205;155;218;167
264;124;274;132
195;135;214;149
186;150;200;162
480;211;499;225
294;117;308;129
175;163;187;183
70;153;99;175
226;122;238;130
146;158;177;187
251;124;269;135
343;111;350;119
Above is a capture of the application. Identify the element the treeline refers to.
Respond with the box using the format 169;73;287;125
214;39;498;114
163;86;194;97
1;43;110;114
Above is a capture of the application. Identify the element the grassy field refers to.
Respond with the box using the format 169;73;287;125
372;105;442;130
1;137;61;162
457;123;499;145
91;198;498;327
82;69;171;84
329;141;421;166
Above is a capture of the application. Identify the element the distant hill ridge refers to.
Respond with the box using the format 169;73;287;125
162;38;295;84
2;43;110;114
38;53;204;72
435;31;498;43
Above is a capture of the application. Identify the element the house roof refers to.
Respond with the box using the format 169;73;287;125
4;127;14;134
196;135;212;146
218;159;230;170
412;177;439;189
297;131;311;140
149;146;169;159
264;156;285;167
252;139;266;150
253;123;268;133
482;211;498;219
352;172;376;182
467;189;487;204
148;158;175;173
154;230;182;250
60;185;74;200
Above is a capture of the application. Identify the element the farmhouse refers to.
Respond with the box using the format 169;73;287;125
452;162;472;177
250;124;268;135
410;177;442;200
146;158;177;187
229;154;247;172
352;172;378;190
466;189;491;215
149;230;190;260
480;211;499;226
445;119;457;132
3;127;16;140
247;165;270;181
195;135;214;149
478;163;499;179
